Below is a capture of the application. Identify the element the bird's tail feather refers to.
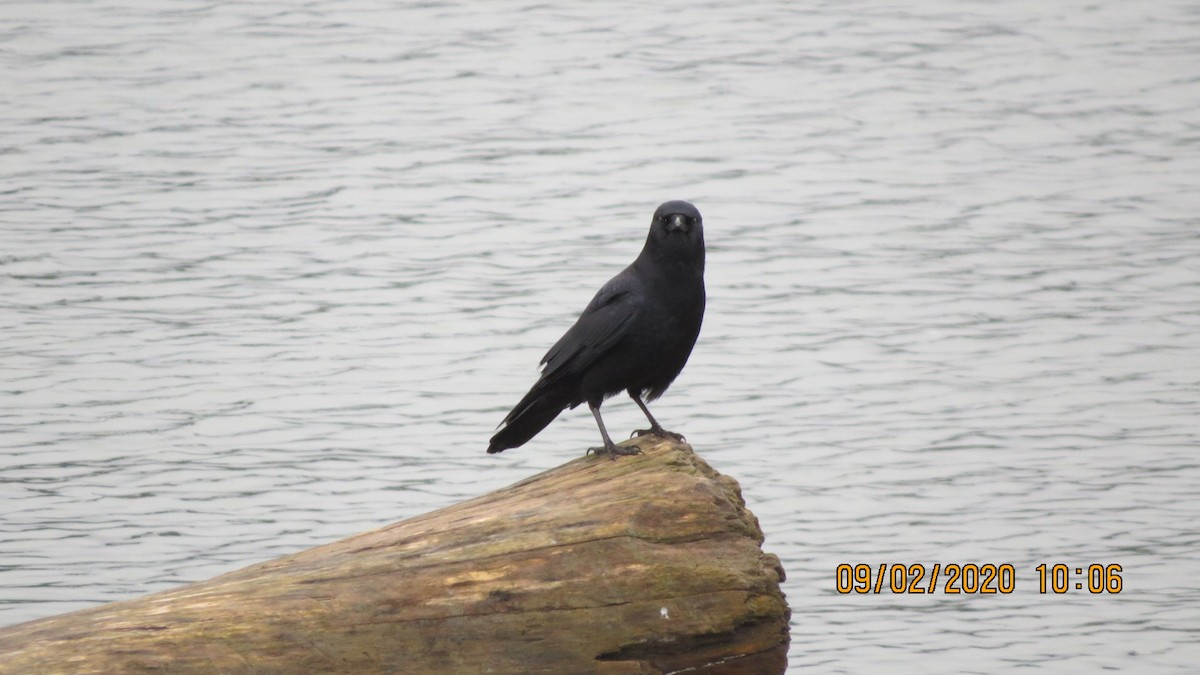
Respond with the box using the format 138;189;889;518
487;385;567;454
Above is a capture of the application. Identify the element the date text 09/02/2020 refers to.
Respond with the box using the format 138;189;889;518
834;563;1124;594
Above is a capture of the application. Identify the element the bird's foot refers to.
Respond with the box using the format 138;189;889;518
586;442;643;461
631;425;686;443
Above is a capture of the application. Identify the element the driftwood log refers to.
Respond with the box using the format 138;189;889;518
0;437;789;674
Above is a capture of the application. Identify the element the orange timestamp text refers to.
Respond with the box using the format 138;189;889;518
835;563;1123;594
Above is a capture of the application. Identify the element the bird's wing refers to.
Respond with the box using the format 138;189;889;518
539;271;641;380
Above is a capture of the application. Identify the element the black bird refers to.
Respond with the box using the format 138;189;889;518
488;200;706;458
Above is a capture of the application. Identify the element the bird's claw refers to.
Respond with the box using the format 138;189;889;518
586;443;643;460
630;426;686;443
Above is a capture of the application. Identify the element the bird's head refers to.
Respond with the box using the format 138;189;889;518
643;200;705;271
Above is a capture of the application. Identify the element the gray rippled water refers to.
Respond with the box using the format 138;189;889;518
2;1;1199;671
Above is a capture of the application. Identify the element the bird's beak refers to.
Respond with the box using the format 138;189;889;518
667;214;689;233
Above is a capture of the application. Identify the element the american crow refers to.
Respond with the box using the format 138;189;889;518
488;200;706;458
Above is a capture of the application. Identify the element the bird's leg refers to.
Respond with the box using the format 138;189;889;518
586;403;642;460
629;391;686;442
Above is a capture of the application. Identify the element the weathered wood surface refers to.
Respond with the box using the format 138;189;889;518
0;437;789;674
